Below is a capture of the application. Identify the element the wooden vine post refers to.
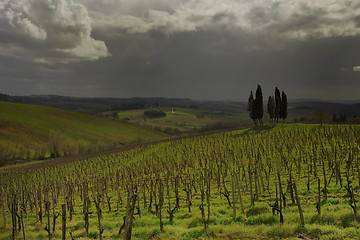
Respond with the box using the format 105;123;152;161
123;182;137;240
62;203;66;240
293;182;305;229
316;179;321;215
45;201;51;240
158;178;164;232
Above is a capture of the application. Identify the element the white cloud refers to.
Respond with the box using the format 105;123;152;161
2;0;360;62
2;0;358;64
0;0;109;62
80;0;360;39
3;6;48;40
60;37;110;61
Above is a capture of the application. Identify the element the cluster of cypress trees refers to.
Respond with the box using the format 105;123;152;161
248;85;287;124
268;87;287;123
247;85;264;124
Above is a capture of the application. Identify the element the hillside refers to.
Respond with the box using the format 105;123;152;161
1;124;359;239
10;95;247;113
0;102;166;166
116;107;252;134
8;95;360;125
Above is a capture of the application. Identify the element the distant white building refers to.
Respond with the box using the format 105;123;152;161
353;66;360;72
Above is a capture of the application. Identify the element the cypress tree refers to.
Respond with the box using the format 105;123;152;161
254;85;263;124
340;114;347;123
274;87;281;123
267;96;275;123
280;91;287;121
248;91;255;124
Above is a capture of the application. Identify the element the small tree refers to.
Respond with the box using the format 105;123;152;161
314;108;330;126
267;96;275;123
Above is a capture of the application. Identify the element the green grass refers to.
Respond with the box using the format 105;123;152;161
0;102;166;165
118;107;251;134
1;124;360;239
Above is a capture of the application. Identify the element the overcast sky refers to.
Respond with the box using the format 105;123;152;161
0;0;360;100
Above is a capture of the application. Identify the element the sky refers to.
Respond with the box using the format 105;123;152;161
0;0;360;101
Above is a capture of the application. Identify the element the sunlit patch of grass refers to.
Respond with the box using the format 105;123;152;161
73;220;84;230
266;223;301;239
134;215;161;228
102;220;117;231
211;224;266;239
86;230;98;239
246;204;269;217
187;217;203;228
246;213;277;225
180;227;216;240
177;212;192;220
312;212;338;225
301;224;360;240
340;213;359;228
305;226;323;239
0;232;10;240
217;208;226;215
217;218;233;225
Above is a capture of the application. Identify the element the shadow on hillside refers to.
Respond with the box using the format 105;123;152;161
252;124;276;132
235;124;277;136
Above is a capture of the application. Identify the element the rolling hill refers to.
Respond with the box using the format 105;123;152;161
0;101;166;166
116;107;252;134
1;124;360;239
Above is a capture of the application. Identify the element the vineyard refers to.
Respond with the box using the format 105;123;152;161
1;124;360;239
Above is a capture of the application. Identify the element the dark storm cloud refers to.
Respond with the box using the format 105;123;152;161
1;0;360;100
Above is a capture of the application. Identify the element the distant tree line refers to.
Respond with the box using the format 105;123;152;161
111;102;146;111
111;102;201;112
0;93;10;101
332;113;347;124
144;109;166;118
248;85;287;124
294;111;359;125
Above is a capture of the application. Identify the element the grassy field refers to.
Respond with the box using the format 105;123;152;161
1;124;359;239
0;102;166;165
115;106;328;135
117;107;252;134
